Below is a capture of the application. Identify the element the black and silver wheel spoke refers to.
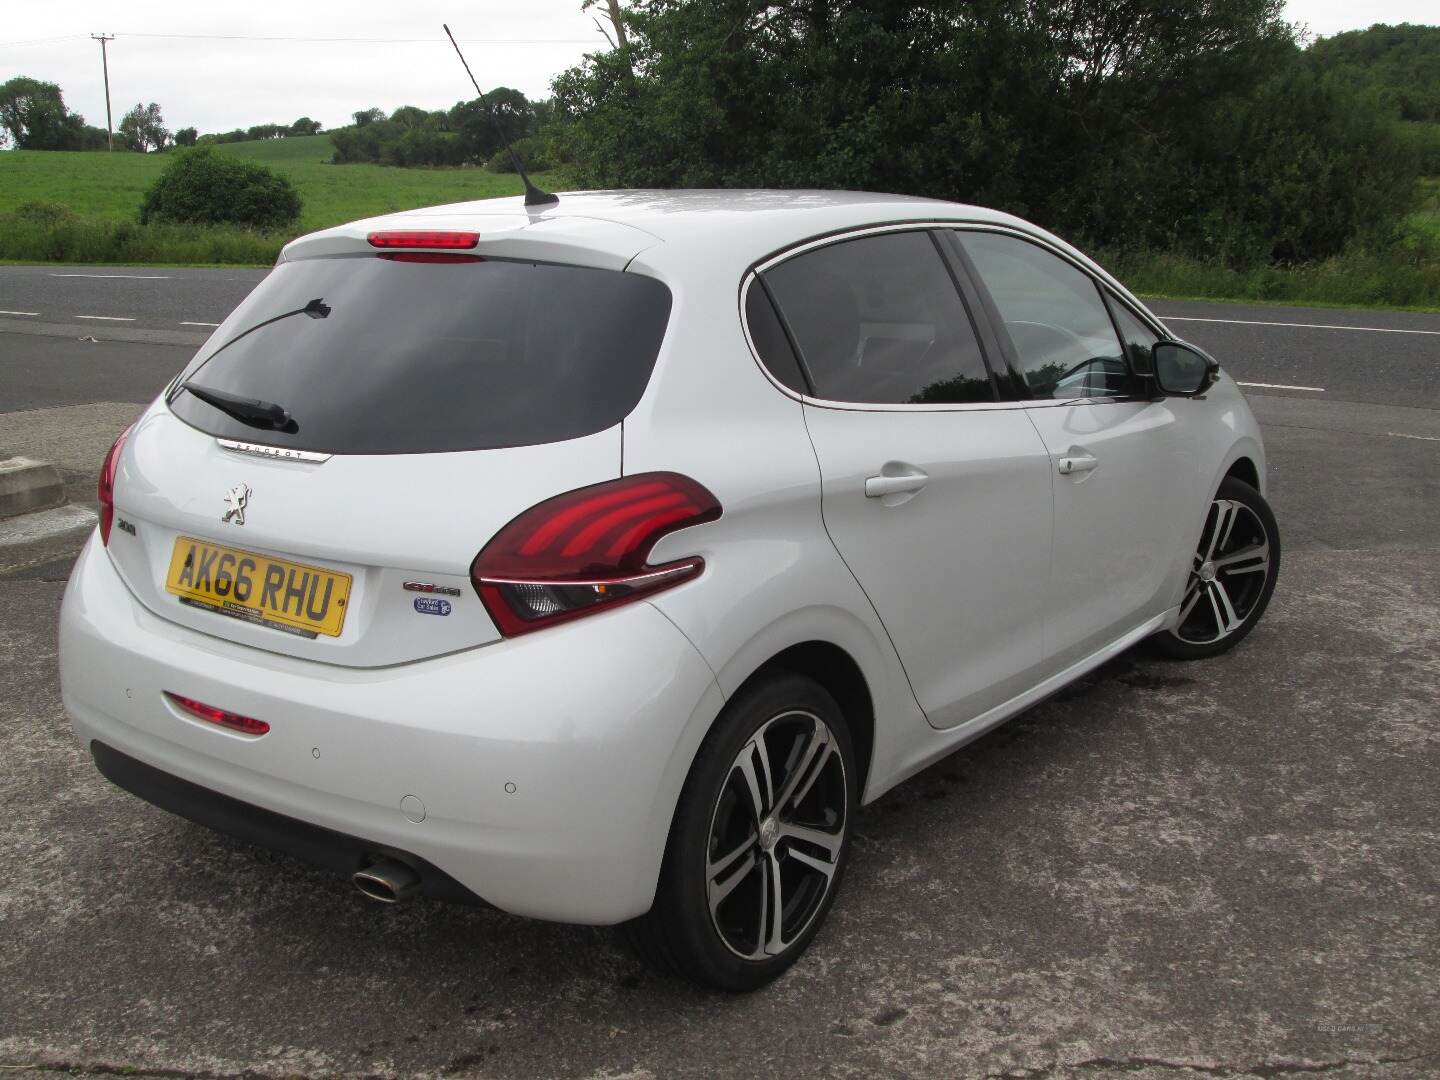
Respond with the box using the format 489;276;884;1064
1176;497;1273;645
706;709;848;960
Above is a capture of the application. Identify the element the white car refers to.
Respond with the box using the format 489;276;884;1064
60;190;1279;990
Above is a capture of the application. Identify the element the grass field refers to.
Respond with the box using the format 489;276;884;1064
1;139;1438;310
0;135;566;234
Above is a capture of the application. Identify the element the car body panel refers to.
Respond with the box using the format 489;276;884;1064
802;401;1054;730
1021;396;1204;669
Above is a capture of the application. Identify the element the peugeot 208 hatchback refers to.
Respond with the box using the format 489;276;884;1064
60;190;1280;990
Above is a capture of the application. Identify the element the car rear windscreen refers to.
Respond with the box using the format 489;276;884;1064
167;254;673;454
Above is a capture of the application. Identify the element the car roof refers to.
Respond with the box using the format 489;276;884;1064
282;189;1044;271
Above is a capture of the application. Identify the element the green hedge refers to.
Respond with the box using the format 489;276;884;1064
0;213;284;266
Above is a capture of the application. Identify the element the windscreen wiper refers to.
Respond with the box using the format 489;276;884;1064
168;298;330;400
180;382;294;431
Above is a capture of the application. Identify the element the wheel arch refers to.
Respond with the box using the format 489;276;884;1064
1224;455;1260;493
730;640;876;798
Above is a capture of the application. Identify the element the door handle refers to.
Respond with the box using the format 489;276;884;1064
865;470;929;498
1057;453;1098;476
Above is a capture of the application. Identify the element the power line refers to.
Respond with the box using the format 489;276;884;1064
0;33;89;48
116;32;594;45
0;31;597;50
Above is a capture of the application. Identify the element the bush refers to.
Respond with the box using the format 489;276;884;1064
0;209;285;265
8;199;74;226
485;135;555;174
139;145;301;229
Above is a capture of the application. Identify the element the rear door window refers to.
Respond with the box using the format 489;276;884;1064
957;231;1130;400
761;231;996;405
168;255;672;454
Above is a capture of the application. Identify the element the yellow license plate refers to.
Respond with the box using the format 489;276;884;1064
165;537;352;639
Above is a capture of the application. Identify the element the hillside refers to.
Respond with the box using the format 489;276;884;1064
0;135;566;234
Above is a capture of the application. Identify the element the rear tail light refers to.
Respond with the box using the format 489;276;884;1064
97;424;133;546
165;692;270;736
471;472;721;637
366;230;479;249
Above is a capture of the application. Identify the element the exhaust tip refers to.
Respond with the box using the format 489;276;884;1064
353;858;421;905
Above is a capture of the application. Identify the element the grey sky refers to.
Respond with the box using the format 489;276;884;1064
1;1;1436;138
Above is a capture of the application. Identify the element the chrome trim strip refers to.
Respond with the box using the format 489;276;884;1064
739;219;1162;414
217;439;331;463
477;564;696;589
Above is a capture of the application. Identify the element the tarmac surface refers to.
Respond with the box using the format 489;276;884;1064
0;267;1437;1078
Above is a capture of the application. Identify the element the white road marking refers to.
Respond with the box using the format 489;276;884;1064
50;272;171;280
179;321;220;327
1236;381;1326;392
73;315;136;322
1387;431;1440;443
1163;315;1440;336
0;310;40;316
0;504;97;547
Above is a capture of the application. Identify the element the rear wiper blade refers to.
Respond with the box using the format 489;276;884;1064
181;382;294;431
168;298;330;398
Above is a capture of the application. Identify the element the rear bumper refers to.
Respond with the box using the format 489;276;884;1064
60;535;725;924
90;740;484;905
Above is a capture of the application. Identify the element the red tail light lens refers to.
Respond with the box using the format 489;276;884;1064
471;472;721;637
366;230;479;249
97;424;133;546
165;692;270;736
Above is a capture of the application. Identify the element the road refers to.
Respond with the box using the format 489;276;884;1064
1;267;1437;1079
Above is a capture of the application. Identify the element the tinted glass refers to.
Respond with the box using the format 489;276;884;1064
1109;298;1160;377
763;231;994;405
959;232;1127;400
744;280;808;394
168;255;672;454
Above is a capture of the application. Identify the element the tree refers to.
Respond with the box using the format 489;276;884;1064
583;0;631;49
352;107;386;127
549;0;1417;263
0;77;88;149
140;145;301;229
119;102;170;152
448;88;534;161
289;116;322;136
174;126;198;147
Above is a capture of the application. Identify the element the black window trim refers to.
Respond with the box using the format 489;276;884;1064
737;222;1025;414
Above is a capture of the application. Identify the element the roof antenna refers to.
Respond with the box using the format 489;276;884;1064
443;23;558;208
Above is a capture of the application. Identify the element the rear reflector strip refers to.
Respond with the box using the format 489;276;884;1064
165;692;270;737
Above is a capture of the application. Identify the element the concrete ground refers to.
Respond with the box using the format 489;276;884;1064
0;272;1436;1078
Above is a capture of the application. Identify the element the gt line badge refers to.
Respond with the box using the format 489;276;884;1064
221;483;251;526
402;581;462;597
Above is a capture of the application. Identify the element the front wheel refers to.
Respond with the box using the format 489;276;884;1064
623;673;856;991
1152;475;1280;660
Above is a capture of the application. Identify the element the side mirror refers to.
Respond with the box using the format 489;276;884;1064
1153;340;1219;397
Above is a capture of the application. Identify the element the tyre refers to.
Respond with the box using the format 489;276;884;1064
624;672;856;991
1152;475;1280;660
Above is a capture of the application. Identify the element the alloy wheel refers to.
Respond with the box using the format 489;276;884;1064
1176;497;1272;645
705;709;848;960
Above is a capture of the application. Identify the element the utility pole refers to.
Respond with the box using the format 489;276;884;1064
91;34;114;151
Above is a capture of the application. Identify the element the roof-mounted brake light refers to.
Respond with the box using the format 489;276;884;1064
367;231;479;249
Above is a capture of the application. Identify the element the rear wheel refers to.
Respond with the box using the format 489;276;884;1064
624;672;855;991
1153;475;1280;660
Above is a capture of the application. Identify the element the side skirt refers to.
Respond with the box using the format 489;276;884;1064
863;607;1176;803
